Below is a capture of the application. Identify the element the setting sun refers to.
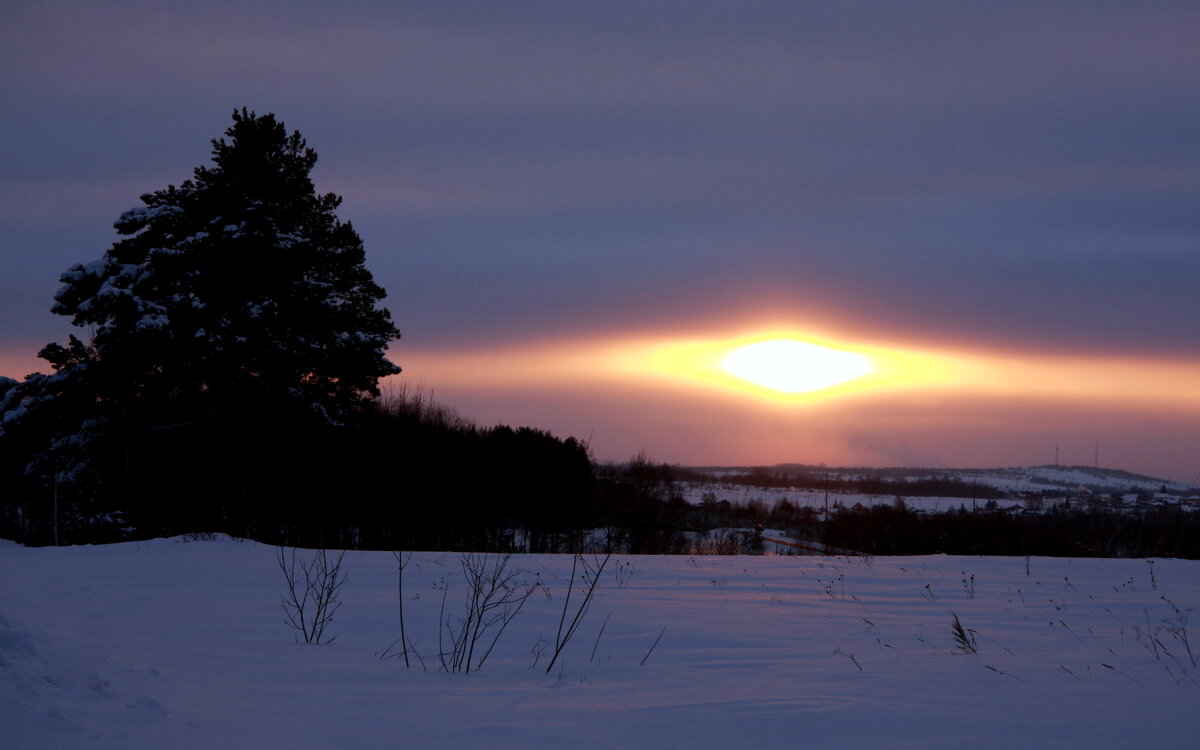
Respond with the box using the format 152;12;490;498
720;339;872;393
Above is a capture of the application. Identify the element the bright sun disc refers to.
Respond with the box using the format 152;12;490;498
721;339;872;393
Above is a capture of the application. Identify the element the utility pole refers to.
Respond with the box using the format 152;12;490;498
1054;444;1059;466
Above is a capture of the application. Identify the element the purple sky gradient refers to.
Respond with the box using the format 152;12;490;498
3;1;1199;477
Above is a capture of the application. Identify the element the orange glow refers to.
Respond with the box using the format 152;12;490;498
610;330;950;403
364;323;1200;477
389;326;1200;415
5;327;1197;476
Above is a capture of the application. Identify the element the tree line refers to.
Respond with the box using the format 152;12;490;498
821;502;1200;559
676;468;1006;500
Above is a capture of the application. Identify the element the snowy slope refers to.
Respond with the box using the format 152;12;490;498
2;538;1198;749
962;465;1191;493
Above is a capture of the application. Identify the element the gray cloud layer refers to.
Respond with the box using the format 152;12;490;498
3;1;1199;358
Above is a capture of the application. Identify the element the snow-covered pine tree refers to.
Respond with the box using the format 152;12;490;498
0;109;400;541
50;108;400;426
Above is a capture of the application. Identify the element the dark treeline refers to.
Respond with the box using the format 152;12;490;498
0;386;708;552
1;372;1192;556
822;503;1200;558
4;406;1197;559
0;388;585;551
675;469;1007;500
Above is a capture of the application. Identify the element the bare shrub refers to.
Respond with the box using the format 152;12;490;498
1162;597;1197;668
377;382;474;432
277;547;347;644
379;551;424;668
833;646;863;670
545;553;610;674
951;612;977;654
440;553;537;673
686;530;744;555
613;559;634;589
641;626;667;666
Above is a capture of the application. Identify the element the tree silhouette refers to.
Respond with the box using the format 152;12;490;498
1;109;399;539
50;108;399;427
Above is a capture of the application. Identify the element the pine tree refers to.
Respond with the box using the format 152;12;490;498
50;109;400;426
0;109;400;540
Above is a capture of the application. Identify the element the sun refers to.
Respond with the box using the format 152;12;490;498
720;339;872;393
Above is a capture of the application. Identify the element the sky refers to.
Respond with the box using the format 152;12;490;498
2;1;1199;480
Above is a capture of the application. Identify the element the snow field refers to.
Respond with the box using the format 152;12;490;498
2;538;1198;748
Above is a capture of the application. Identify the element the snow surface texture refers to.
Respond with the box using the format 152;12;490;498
2;538;1198;748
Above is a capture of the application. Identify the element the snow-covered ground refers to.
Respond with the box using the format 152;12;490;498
3;537;1198;748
